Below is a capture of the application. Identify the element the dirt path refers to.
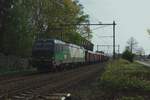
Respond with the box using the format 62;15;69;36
136;60;150;67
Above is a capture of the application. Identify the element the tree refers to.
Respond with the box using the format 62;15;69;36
0;0;91;57
147;29;150;35
127;37;138;54
122;47;134;62
0;0;12;51
2;0;37;56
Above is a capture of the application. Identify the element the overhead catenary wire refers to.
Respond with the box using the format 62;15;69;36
91;25;111;31
54;0;117;58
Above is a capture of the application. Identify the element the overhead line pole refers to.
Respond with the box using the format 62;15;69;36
64;21;116;59
113;21;116;59
118;45;120;58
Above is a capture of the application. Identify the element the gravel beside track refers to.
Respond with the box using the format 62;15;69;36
0;71;38;83
0;63;105;100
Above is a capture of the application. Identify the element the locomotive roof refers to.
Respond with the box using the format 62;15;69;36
54;39;66;45
35;39;66;44
69;43;85;49
87;50;105;55
52;39;84;49
35;39;85;49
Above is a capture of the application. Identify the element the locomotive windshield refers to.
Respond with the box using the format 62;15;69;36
32;40;54;58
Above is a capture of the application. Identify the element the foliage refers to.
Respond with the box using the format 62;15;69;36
0;0;91;57
100;59;150;94
122;49;134;62
0;67;36;76
126;37;138;54
147;29;150;35
120;96;144;100
0;0;12;51
2;0;36;56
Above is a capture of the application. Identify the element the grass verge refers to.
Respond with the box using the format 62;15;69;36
0;66;36;76
99;59;150;99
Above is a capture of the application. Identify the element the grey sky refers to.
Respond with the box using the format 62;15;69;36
79;0;150;54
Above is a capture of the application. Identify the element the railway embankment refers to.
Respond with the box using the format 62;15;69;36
0;52;35;76
95;59;150;100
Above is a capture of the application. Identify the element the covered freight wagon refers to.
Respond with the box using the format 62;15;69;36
85;50;104;64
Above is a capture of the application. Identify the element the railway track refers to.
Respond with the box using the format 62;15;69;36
0;71;40;84
0;64;105;100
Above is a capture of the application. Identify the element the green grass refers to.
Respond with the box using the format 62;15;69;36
119;96;144;100
99;59;150;99
0;66;36;76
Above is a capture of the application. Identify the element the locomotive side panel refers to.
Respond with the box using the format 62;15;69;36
68;44;85;64
54;42;85;66
54;43;70;66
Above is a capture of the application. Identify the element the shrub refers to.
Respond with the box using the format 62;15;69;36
120;96;144;100
100;59;150;93
122;49;134;62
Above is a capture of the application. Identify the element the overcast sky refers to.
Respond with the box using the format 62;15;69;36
79;0;150;54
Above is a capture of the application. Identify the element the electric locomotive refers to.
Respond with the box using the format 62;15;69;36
32;39;85;71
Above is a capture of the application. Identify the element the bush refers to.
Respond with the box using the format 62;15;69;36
100;59;150;93
120;96;144;100
122;49;134;62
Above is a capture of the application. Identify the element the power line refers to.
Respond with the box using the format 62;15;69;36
61;21;117;59
97;45;120;57
91;25;110;31
94;33;113;38
64;23;115;26
97;36;113;38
